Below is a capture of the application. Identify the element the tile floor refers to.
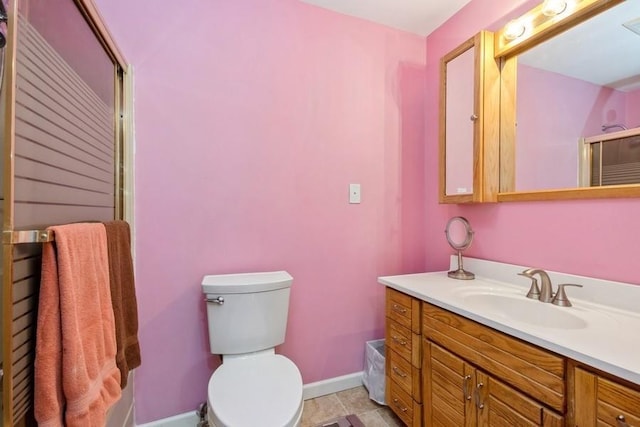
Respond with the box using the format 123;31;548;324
300;386;404;427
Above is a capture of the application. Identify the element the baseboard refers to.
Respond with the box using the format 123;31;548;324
136;371;364;426
302;371;364;400
136;411;199;427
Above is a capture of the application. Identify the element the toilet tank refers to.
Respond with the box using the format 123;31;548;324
202;271;293;355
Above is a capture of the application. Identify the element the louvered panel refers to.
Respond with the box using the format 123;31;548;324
601;162;640;186
14;177;114;207
15;140;113;186
15;93;113;163
14;121;113;174
12;255;40;282
12;313;32;339
13;384;31;421
3;3;125;425
9;242;40;424
13;204;114;229
12;336;32;364
18;16;113;137
15;59;113;146
14;16;115;224
19;19;113;124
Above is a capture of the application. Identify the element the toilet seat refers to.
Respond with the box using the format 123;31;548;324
207;354;303;427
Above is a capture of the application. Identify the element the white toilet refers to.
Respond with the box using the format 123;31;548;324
202;271;303;427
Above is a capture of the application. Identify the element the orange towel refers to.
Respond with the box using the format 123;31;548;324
103;220;141;388
34;223;121;427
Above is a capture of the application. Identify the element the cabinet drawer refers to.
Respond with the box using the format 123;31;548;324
388;377;422;427
423;303;565;412
386;287;421;333
386;319;421;368
598;376;640;426
386;347;421;403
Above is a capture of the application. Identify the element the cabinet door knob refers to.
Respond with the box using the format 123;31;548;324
392;398;409;413
474;382;485;409
392;304;407;314
392;366;408;378
470;114;479;121
391;335;407;346
616;415;630;427
462;375;472;400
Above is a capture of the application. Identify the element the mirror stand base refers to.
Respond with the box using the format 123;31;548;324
448;268;475;280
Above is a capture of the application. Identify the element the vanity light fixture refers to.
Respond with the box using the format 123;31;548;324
504;19;526;40
542;0;568;17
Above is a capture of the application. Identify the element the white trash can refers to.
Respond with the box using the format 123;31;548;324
363;339;386;405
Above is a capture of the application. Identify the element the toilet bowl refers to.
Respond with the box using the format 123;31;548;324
207;352;303;427
202;271;303;427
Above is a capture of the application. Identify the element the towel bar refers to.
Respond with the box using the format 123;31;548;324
3;229;55;244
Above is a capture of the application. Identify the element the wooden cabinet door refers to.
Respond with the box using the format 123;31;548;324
439;30;500;203
475;370;564;427
574;367;640;427
424;340;475;427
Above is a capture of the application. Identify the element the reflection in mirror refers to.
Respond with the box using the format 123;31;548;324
445;216;475;280
513;1;640;192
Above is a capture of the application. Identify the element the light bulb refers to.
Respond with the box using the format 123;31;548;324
542;0;567;17
504;19;526;41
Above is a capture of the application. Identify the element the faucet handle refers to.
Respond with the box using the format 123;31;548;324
518;273;540;300
551;284;583;307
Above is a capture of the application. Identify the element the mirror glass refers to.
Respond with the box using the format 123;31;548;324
445;47;475;196
445;216;475;280
512;1;640;192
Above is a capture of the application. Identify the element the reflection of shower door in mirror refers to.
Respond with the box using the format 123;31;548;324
579;129;640;187
1;0;129;424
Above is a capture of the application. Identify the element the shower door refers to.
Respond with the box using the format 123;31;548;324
0;0;130;425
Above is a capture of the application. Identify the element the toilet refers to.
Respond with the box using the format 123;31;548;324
202;271;303;427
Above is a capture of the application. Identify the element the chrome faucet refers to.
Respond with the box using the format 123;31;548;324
519;268;554;303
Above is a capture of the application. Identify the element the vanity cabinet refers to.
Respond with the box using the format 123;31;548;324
385;288;422;426
422;303;565;426
439;30;500;204
425;342;563;426
573;367;640;427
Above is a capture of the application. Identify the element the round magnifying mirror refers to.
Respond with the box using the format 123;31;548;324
445;216;475;280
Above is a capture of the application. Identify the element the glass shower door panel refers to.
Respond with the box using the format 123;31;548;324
4;0;118;422
14;0;116;226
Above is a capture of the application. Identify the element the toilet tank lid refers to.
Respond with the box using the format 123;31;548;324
202;271;293;294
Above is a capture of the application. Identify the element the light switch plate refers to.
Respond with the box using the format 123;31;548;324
349;183;361;204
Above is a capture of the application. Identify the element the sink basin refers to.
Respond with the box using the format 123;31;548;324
457;289;588;330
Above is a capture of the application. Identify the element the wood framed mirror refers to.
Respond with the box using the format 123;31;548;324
495;0;640;202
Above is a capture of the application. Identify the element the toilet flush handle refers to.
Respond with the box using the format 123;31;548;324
206;296;225;305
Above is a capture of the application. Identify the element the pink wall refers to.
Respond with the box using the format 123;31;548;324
92;0;640;423
425;1;640;283
94;0;426;423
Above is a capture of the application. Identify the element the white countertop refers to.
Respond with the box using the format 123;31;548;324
378;257;640;385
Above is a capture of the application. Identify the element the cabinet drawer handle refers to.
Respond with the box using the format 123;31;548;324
391;335;407;346
392;398;409;413
617;415;630;427
474;382;485;409
392;366;408;378
462;375;472;400
392;304;407;314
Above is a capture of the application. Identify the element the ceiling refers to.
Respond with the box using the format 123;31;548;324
298;0;473;36
519;1;640;92
297;1;640;93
